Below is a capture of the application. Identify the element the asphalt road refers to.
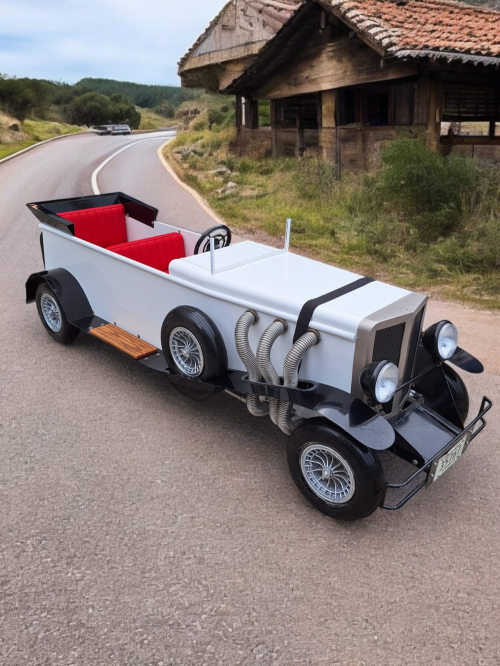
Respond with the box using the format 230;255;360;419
0;132;499;666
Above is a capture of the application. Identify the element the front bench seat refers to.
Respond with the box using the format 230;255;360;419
59;204;127;248
108;233;185;273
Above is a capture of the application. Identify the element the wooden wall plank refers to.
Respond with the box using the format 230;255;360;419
255;36;417;99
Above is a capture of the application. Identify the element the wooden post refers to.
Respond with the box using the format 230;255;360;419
489;120;496;140
235;95;243;133
296;114;304;156
245;98;259;130
271;99;278;157
425;77;442;152
321;90;337;162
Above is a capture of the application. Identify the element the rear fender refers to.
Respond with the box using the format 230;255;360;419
26;268;93;322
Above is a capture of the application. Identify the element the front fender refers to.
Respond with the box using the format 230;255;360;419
26;268;93;322
313;396;396;451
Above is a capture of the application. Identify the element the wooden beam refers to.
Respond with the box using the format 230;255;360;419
254;37;417;99
321;90;337;162
236;95;243;132
244;98;260;129
425;76;442;151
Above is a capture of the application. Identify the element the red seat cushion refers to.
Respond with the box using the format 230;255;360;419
59;204;127;248
108;233;185;273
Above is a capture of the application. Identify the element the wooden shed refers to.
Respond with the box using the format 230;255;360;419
179;0;500;171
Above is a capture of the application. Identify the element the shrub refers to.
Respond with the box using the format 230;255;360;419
378;138;478;237
294;157;339;201
66;91;141;128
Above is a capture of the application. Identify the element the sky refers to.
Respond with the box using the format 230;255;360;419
0;0;226;86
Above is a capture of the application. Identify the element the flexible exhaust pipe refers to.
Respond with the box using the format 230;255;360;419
256;319;287;425
235;310;269;417
278;330;320;435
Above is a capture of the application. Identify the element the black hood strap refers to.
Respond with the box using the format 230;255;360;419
293;277;375;344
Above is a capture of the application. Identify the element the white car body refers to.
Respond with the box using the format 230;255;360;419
27;192;490;518
40;214;422;395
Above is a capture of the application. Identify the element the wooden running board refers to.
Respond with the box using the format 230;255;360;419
90;324;158;360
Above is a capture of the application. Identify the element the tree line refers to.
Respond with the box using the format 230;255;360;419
0;75;201;128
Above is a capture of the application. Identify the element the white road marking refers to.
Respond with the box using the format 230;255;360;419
91;136;174;194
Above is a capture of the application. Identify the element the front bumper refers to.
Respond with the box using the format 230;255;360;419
382;396;492;510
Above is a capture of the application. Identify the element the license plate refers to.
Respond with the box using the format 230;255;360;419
430;432;470;483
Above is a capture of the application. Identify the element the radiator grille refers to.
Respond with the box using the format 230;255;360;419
403;308;424;386
372;324;405;365
400;308;425;403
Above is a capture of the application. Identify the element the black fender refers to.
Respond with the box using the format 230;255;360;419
413;343;467;429
312;395;396;451
449;347;483;374
224;372;396;451
26;268;93;323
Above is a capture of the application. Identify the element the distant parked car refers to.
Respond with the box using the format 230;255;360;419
111;124;132;135
92;125;113;136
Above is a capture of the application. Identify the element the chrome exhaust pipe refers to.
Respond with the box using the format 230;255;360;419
256;319;287;426
235;310;269;417
278;330;320;435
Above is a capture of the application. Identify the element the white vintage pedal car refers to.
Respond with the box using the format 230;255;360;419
26;192;492;520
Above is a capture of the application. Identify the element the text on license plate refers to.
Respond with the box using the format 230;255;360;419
433;433;469;481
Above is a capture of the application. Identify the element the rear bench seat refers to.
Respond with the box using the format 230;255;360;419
58;204;185;273
59;204;127;248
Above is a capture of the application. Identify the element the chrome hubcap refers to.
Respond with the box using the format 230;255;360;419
169;327;204;377
300;444;355;504
40;293;62;332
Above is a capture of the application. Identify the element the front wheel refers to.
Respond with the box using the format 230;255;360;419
35;283;80;344
161;306;228;382
287;421;384;521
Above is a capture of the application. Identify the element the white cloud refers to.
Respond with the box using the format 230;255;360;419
0;0;226;84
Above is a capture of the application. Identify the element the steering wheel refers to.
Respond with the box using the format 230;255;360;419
194;225;232;255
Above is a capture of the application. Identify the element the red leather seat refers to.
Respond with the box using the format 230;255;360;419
59;204;127;248
108;233;185;273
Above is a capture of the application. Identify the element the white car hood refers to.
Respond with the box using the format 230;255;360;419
169;241;412;340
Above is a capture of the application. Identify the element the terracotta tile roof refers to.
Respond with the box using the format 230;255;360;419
326;0;500;61
178;0;302;70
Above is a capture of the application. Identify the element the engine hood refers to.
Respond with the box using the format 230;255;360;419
170;241;417;341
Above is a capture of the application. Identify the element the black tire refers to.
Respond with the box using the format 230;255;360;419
444;364;469;426
161;306;227;381
35;283;80;345
287;420;384;521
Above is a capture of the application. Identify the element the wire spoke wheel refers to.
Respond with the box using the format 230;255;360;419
169;327;204;377
40;293;62;333
300;444;355;504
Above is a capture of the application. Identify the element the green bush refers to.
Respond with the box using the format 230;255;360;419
378;138;478;237
66;92;141;128
294;157;339;201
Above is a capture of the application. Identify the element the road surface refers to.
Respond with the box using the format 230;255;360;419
0;131;499;666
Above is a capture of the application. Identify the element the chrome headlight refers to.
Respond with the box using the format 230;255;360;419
423;320;458;361
360;360;399;404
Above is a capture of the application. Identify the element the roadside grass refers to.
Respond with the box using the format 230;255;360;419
165;127;500;309
137;107;177;130
0;114;81;159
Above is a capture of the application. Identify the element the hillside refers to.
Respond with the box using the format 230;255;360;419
0;111;81;160
77;78;201;110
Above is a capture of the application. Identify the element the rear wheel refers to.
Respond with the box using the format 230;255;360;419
35;283;79;344
287;421;384;521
